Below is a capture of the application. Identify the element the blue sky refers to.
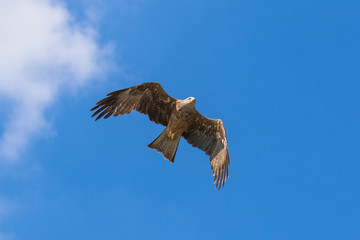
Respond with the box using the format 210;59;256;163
0;0;359;239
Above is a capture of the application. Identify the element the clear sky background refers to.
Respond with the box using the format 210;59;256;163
0;0;359;239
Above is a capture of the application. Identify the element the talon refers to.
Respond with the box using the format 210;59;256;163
167;131;176;139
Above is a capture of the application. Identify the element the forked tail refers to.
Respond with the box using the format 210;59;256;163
148;128;181;163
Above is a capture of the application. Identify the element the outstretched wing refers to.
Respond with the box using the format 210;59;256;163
91;82;177;126
182;112;230;190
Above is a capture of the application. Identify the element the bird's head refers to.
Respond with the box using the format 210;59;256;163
186;97;196;105
177;97;196;111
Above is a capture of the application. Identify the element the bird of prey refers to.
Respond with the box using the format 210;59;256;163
90;82;230;189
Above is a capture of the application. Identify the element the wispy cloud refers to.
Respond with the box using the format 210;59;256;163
0;0;111;161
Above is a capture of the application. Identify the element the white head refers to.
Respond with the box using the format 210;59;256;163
177;97;196;111
185;97;196;106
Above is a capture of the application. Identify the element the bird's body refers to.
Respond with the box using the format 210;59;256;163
167;98;198;139
91;82;230;189
148;97;196;162
167;98;195;140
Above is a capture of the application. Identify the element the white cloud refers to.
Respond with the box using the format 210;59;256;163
0;0;110;161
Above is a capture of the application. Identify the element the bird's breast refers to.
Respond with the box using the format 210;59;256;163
167;111;191;138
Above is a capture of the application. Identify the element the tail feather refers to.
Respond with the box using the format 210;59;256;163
148;128;181;163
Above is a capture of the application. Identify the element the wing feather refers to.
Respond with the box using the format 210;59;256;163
183;112;230;190
91;82;177;126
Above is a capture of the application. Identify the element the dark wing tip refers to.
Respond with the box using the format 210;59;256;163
212;147;230;190
90;104;101;112
106;88;128;97
214;171;223;190
90;88;129;121
90;104;108;120
213;166;229;190
90;82;177;125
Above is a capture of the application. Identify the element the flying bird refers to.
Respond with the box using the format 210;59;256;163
90;82;230;189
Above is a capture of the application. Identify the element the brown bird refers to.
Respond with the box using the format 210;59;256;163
90;82;230;189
